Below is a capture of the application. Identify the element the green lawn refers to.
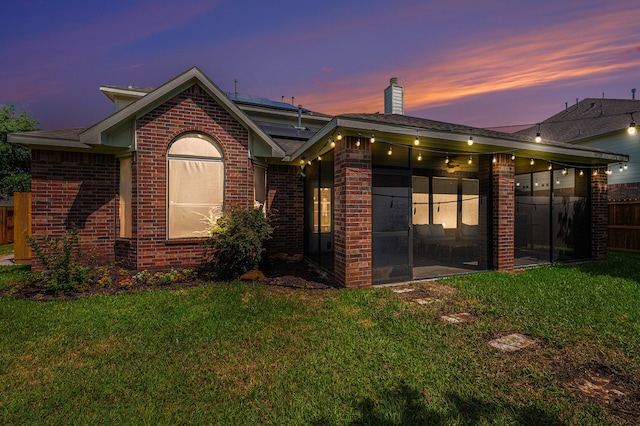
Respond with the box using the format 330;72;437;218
1;253;638;424
0;243;13;256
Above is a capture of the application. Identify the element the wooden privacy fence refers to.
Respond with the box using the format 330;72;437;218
609;201;640;253
0;206;14;245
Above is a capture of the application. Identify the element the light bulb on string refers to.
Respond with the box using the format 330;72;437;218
511;153;516;161
535;123;542;143
330;138;335;148
530;158;535;166
620;164;624;172
467;135;474;146
628;113;637;135
624;163;628;170
548;163;552;171
415;131;420;146
468;155;473;164
492;154;497;163
579;169;584;176
445;154;450;164
387;145;392;156
417;151;422;161
370;133;375;143
337;131;342;140
562;168;568;175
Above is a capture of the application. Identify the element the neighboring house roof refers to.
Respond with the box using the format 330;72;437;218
516;98;640;143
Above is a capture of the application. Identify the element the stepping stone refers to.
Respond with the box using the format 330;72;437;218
413;297;440;305
489;333;536;351
392;288;415;294
440;312;474;323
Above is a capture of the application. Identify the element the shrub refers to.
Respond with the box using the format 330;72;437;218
202;205;273;279
27;227;96;292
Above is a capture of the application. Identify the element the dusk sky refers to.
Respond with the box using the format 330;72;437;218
2;0;639;131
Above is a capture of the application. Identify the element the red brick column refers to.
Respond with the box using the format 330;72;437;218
491;153;515;271
590;171;608;260
333;137;372;288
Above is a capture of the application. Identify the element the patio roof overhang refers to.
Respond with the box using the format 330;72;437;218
286;115;629;167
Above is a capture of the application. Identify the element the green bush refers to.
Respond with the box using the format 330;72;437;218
27;227;95;292
202;205;273;279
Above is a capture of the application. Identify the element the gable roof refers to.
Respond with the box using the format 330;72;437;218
79;67;285;157
517;98;640;143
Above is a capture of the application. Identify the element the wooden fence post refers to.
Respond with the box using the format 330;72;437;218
13;192;31;264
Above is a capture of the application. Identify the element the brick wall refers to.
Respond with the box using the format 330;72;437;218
608;182;640;201
126;83;254;271
333;137;372;288
30;150;117;269
590;171;608;260
490;153;515;271
265;164;303;256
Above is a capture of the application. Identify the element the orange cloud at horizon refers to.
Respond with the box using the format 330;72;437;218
301;5;640;119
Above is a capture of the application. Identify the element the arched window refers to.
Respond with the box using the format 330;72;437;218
167;133;224;239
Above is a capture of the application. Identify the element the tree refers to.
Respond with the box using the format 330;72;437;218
0;104;39;197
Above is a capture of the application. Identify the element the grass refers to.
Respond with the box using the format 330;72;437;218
0;243;13;256
1;253;638;424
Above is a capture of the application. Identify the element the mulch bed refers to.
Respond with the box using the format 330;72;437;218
0;259;335;301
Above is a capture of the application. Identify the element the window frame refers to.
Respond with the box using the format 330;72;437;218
166;133;225;240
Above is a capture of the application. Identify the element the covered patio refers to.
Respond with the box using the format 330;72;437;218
288;113;628;287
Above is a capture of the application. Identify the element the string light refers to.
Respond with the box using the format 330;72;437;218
417;151;423;161
529;158;535;166
415;131;420;146
620;164;624;172
535;123;542;143
356;133;361;147
492;154;497;163
535;180;539;187
562;168;568;175
370;133;375;143
445;154;450;164
624;163;628;170
337;131;342;140
511;153;516;160
628;113;637;135
330;138;335;148
579;169;584;176
468;155;473;164
556;177;560;184
548;163;552;170
387;145;392;156
593;169;598;176
467;135;474;146
606;168;612;175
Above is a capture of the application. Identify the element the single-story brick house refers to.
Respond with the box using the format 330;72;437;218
9;67;630;287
